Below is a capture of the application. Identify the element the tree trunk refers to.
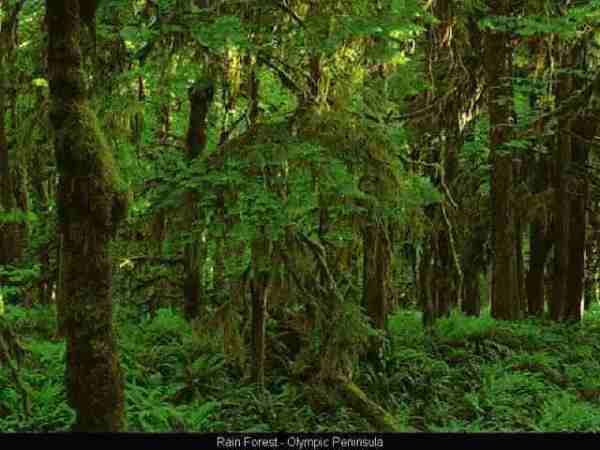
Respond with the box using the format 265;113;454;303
526;221;552;316
250;228;271;388
565;43;595;321
362;223;391;331
183;79;214;320
0;88;17;266
336;378;407;432
551;45;574;322
564;127;588;321
462;272;481;317
419;240;436;328
0;2;24;267
461;225;485;317
47;0;128;431
484;0;519;320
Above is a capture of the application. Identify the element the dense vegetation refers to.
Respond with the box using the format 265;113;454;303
1;0;600;433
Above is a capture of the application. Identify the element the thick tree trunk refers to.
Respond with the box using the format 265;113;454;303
47;0;128;431
0;4;22;267
525;144;552;316
362;223;392;331
46;0;127;432
437;128;462;314
514;159;525;318
461;225;485;317
183;79;213;320
564;43;595;321
550;48;573;321
564;125;589;321
0;94;17;266
462;272;481;317
484;0;519;320
526;222;552;316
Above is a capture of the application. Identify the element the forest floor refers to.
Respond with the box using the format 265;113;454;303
2;304;600;432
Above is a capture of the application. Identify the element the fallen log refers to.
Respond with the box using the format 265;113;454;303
334;376;413;432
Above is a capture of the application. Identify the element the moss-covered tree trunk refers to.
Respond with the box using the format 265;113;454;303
46;0;128;431
183;79;214;321
0;0;25;267
0;76;16;266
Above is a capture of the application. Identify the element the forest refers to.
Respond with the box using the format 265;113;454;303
1;0;600;434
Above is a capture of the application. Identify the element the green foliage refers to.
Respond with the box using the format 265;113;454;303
435;311;497;342
536;393;600;432
5;0;600;435
6;304;600;432
362;310;600;432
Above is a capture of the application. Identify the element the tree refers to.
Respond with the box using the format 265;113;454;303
183;78;214;321
0;0;27;267
46;0;128;431
484;0;520;320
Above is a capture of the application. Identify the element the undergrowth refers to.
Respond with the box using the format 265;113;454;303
3;303;600;431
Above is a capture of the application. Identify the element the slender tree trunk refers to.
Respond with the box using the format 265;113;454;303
55;233;67;338
250;228;271;388
31;148;52;305
436;229;453;318
584;239;596;311
419;240;436;328
47;0;128;431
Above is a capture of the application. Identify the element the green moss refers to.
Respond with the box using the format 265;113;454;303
56;104;122;187
53;103;129;228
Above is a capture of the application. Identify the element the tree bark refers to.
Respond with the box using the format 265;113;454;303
485;0;519;320
251;228;271;388
183;79;214;320
565;43;595;321
551;44;574;321
526;221;552;316
0;1;25;267
362;223;392;331
47;0;127;431
461;225;486;317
